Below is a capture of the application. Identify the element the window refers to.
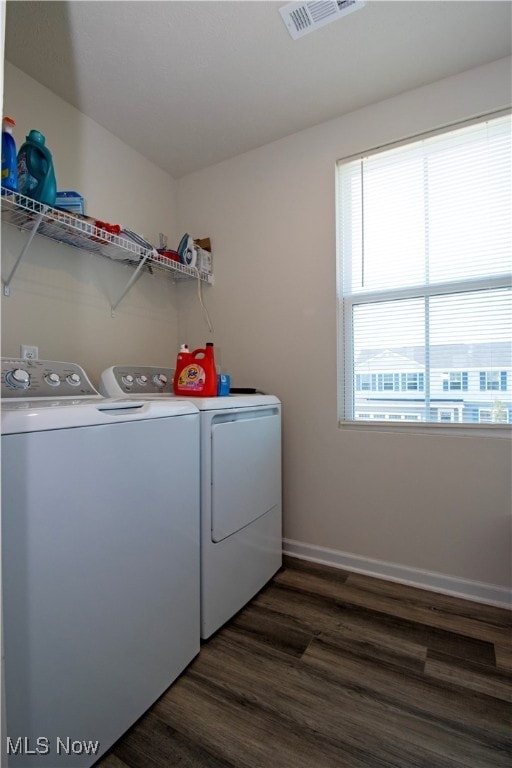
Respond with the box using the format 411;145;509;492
401;373;424;391
480;371;507;391
379;374;395;391
355;373;374;390
479;407;509;424
443;372;468;391
336;112;512;428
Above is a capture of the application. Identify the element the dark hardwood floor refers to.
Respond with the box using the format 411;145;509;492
96;557;512;768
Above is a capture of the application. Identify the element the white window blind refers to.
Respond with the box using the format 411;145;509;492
336;113;512;427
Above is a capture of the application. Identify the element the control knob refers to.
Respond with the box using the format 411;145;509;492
136;375;148;386
152;373;168;388
44;372;61;387
6;368;31;389
121;375;134;387
66;373;81;387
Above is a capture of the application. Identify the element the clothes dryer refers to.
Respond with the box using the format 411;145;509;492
2;359;200;766
100;364;282;638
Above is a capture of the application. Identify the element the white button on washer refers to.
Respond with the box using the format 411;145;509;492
152;374;168;388
45;373;61;387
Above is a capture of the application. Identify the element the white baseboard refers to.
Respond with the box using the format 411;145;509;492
283;539;512;609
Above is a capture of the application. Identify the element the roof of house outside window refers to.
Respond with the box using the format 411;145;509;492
355;342;512;369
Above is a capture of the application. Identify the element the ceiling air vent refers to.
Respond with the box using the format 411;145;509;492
279;0;366;40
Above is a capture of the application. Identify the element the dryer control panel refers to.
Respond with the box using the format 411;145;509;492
100;365;175;397
1;358;100;399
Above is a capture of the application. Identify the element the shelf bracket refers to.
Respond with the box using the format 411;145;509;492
3;211;45;296
110;248;153;316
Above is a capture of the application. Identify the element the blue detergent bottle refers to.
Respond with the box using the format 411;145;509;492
17;129;57;206
1;117;18;192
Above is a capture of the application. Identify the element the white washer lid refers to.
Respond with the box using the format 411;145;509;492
1;397;199;434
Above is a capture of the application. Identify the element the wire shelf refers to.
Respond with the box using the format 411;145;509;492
1;190;213;286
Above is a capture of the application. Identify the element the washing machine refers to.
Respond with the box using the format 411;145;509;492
100;364;282;639
1;358;200;767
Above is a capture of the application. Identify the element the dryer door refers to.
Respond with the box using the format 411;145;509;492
210;409;281;542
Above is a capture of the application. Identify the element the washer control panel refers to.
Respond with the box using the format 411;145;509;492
100;365;175;397
1;359;100;399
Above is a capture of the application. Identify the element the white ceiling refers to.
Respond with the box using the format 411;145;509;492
4;1;511;179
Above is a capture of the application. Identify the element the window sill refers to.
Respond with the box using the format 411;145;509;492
338;420;512;438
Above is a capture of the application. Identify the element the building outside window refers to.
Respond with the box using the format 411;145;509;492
336;112;512;428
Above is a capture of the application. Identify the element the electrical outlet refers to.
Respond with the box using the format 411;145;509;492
21;345;39;360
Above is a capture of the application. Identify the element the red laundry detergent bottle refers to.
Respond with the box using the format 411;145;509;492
173;342;217;396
